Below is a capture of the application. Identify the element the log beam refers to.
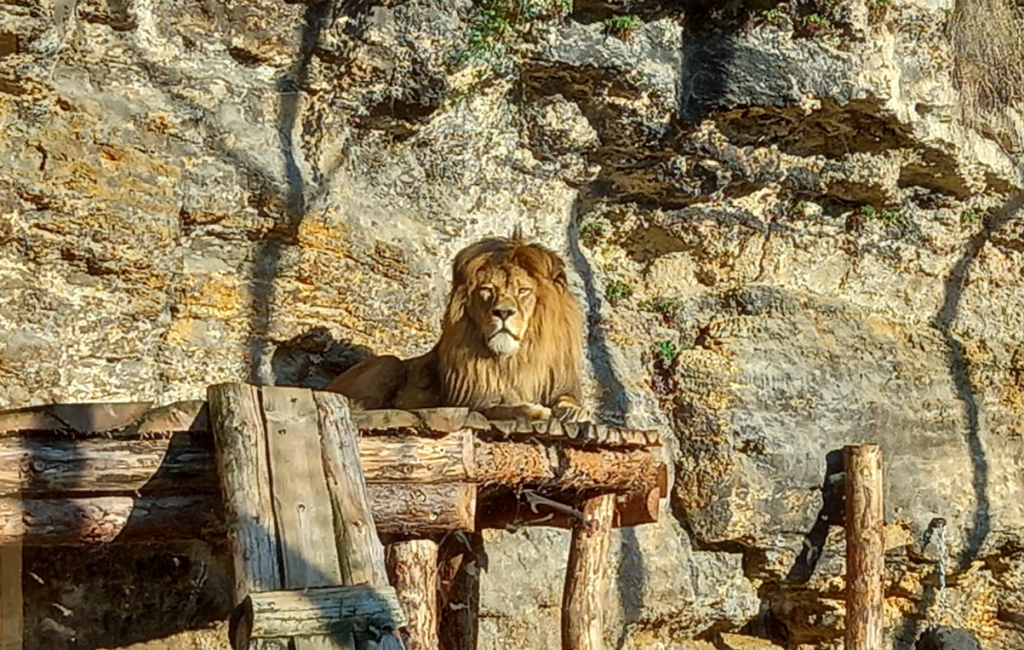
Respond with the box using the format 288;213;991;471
0;483;475;546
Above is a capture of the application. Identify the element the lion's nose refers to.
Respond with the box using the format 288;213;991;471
492;307;516;320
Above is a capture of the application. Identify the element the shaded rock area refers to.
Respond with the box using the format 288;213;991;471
1;0;1024;648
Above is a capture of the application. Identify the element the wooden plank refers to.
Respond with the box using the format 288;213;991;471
0;402;153;435
263;386;349;650
316;391;404;650
562;494;615;650
207;384;282;607
386;540;439;650
0;544;22;650
239;585;405;642
844;444;884;650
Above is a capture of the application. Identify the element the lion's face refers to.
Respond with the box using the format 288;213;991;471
467;263;539;356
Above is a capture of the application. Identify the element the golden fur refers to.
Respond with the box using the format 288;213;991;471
325;228;588;422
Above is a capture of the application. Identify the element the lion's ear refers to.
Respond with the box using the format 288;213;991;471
445;285;468;324
545;250;569;289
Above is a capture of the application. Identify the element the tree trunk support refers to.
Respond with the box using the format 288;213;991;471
562;493;615;650
844;444;884;650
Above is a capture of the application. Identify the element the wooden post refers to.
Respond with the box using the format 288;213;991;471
387;540;439;650
207;384;282;619
844;444;884;650
561;494;615;650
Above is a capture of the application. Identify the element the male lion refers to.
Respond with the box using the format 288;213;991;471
324;228;588;422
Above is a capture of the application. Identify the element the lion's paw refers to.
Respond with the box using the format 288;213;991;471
552;399;589;423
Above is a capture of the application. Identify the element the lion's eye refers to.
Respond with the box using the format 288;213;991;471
517;287;532;297
479;286;494;300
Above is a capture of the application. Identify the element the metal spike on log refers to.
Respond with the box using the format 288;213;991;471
387;540;440;650
844;444;884;650
562;494;615;650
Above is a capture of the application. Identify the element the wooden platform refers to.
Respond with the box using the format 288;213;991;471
0;394;666;546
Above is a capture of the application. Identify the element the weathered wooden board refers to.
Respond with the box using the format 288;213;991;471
263;386;349;650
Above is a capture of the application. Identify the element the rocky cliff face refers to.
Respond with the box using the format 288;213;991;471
2;0;1023;648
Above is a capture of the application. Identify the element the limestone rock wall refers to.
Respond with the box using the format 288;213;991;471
2;0;1023;648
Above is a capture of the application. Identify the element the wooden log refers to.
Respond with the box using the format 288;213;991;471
438;532;485;650
471;441;661;490
263;386;349;650
843;444;884;650
0;494;225;545
207;384;281;605
234;585;406;646
0;434;654;499
0;433;217;496
386;540;439;650
0;483;476;546
0;432;473;497
561;493;615;650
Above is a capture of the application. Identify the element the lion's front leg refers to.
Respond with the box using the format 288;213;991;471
551;394;589;423
478;403;553;421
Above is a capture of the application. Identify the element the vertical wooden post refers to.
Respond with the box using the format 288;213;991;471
0;544;22;650
844;444;884;650
208;383;283;650
387;540;440;650
562;494;616;650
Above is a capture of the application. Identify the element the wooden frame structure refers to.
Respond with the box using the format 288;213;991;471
0;384;668;650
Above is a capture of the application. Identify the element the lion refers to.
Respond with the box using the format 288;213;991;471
324;228;588;422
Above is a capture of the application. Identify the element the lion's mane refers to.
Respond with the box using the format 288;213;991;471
434;231;585;411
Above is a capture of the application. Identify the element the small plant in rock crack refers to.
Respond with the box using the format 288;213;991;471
578;219;607;248
961;210;981;225
655;339;680;364
640;296;685;323
605;278;633;306
604;13;642;41
861;204;908;227
456;0;570;72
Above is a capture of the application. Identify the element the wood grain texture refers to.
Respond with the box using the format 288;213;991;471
386;540;439;650
561;494;615;650
843;444;884;650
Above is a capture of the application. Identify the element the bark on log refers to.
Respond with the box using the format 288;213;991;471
0;432;473;497
386;540;439;650
0;435;655;499
562;493;615;650
234;586;406;646
0;484;476;546
844;444;884;650
479;484;661;531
